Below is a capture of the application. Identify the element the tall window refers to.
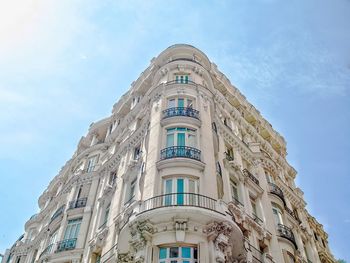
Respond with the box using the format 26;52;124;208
49;230;58;246
133;145;141;160
265;171;274;183
167;97;193;108
126;179;136;204
102;203;110;226
230;180;239;203
166;128;196;148
64;218;82;240
175;74;190;84
250;197;258;216
159;246;198;263
272;204;283;225
163;177;198;205
86;156;97;172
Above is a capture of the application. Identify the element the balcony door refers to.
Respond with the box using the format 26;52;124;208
64;218;82;240
164;178;198;206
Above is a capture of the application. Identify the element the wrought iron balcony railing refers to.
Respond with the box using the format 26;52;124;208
269;183;285;204
276;224;297;249
56;238;77;252
163;107;199;120
68;197;87;210
141;193;218;213
50;205;65;222
160;146;201;161
243;169;260;186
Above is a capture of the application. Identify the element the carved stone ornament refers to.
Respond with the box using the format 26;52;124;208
129;220;154;252
117;252;134;263
204;221;234;263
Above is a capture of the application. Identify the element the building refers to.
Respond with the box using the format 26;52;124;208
2;44;336;263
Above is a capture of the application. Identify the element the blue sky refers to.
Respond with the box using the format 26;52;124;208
0;0;349;260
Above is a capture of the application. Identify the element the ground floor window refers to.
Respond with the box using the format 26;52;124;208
159;246;198;263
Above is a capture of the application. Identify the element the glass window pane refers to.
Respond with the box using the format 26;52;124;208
168;99;176;108
178;98;184;107
187;134;196;147
170;247;179;258
159;248;167;259
167;134;174;147
177;133;185;146
177;179;184;205
182;247;191;258
194;247;198;259
165;180;173;205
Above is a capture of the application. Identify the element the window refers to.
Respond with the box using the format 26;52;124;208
225;146;234;161
230;180;239;203
64;218;82;240
109;172;117;186
163;177;198;206
175;74;190;84
125;179;136;204
216;162;222;176
49;230;58;245
86;156;97;172
167;97;193;109
159;246;198;263
251;198;257;215
265;171;274;183
166;128;197;148
133;146;141;160
103;203;110;226
272;204;283;225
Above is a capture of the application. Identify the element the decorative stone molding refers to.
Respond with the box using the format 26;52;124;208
117;252;134;263
204;221;233;263
129;220;154;263
89;226;109;251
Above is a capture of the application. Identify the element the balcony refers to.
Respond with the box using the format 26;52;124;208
50;205;65;222
141;193;219;213
163;107;199;120
160;146;201;161
68;197;87;210
243;169;260;186
268;183;285;205
56;238;77;252
276;224;297;249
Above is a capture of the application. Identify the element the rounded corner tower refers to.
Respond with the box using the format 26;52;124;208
3;44;336;263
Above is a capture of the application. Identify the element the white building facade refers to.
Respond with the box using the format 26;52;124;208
2;45;336;263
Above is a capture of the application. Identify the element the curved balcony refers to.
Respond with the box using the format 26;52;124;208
268;183;285;205
277;224;297;249
56;238;77;252
140;193;218;213
163;107;199;120
160;146;201;161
